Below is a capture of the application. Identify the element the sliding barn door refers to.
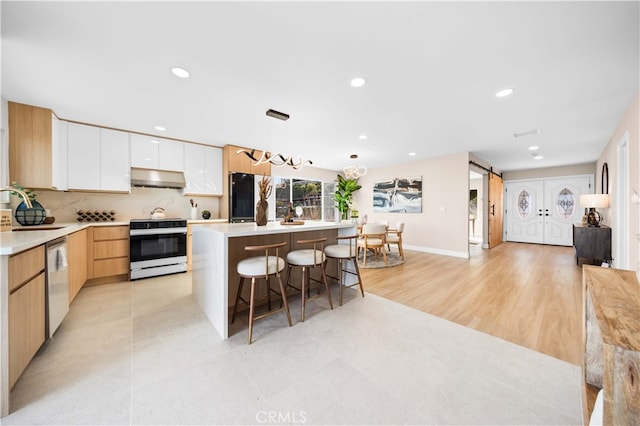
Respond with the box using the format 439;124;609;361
488;173;504;248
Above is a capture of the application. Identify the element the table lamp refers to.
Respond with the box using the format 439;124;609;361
579;194;609;227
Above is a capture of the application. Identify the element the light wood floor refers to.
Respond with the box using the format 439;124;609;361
361;242;583;366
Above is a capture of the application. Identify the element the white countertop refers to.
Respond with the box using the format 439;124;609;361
0;221;130;256
191;220;355;237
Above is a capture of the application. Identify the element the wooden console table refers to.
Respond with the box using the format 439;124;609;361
582;266;640;425
573;224;612;265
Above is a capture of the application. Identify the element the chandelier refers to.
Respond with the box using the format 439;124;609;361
343;154;367;179
236;149;313;170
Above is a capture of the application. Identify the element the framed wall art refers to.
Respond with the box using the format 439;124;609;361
373;176;422;213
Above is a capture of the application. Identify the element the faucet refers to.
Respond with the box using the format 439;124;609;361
0;187;34;208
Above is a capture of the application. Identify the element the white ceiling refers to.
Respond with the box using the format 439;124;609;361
2;1;638;173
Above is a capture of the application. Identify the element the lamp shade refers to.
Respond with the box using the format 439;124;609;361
579;194;609;209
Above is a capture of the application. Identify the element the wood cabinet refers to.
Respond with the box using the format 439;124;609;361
582;266;640;425
67;229;88;304
8;245;46;389
8;101;66;190
130;134;184;171
224;144;271;176
67;123;130;192
87;225;129;283
184;143;223;195
221;144;270;219
573;224;612;265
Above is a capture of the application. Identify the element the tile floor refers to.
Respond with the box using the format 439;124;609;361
3;272;583;425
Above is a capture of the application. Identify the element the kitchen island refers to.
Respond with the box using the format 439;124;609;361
191;220;356;339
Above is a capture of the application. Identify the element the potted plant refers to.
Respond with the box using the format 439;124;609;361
334;174;361;221
11;181;46;226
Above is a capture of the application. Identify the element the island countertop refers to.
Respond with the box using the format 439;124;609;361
191;220;356;237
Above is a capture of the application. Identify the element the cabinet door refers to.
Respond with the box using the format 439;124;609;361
204;146;223;195
51;115;68;190
100;128;130;192
68;122;100;190
130;133;159;169
68;229;88;304
9;273;45;389
159;138;184;171
184;143;205;194
8;102;53;189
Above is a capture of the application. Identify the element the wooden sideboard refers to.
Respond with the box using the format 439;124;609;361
582;266;640;425
573;224;612;265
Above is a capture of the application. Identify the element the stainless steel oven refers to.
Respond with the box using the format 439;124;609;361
129;218;187;280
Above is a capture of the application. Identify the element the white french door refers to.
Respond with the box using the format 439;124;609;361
505;176;593;246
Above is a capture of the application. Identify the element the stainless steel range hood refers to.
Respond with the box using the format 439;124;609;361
130;167;186;189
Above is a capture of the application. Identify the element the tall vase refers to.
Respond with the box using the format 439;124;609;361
341;209;349;221
256;199;268;226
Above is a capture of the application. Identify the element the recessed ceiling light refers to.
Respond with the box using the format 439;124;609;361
528;145;539;151
154;126;166;132
359;134;368;140
496;88;514;98
533;154;543;160
409;152;416;156
350;77;366;88
150;139;159;144
171;67;190;78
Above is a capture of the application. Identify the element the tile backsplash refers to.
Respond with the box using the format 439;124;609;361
11;187;221;223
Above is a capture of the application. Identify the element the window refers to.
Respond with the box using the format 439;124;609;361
517;190;531;219
556;188;575;220
274;177;334;221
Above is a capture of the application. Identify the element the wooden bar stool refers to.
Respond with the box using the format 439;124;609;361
231;241;292;344
285;237;334;322
324;235;364;306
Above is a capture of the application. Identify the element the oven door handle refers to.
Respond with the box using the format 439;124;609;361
130;228;188;236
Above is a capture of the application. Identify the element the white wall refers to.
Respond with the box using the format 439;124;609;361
596;92;639;273
354;151;470;258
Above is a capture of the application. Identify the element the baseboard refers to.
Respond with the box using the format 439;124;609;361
403;244;469;259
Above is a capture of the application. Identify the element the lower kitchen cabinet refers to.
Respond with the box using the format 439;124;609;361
87;225;129;283
68;228;88;303
8;246;46;389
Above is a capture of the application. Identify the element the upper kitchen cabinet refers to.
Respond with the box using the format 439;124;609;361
184;143;222;196
8;101;67;190
67;123;130;192
223;144;271;176
130;134;184;171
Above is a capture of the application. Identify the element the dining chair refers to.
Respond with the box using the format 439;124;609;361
386;222;405;260
357;223;388;266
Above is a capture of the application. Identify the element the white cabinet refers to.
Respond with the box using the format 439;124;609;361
159;139;184;171
100;128;130;192
130;133;158;169
68;123;100;190
130;134;183;171
67;123;130;192
184;143;222;195
51;114;68;191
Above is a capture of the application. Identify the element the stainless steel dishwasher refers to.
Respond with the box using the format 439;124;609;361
46;236;69;338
